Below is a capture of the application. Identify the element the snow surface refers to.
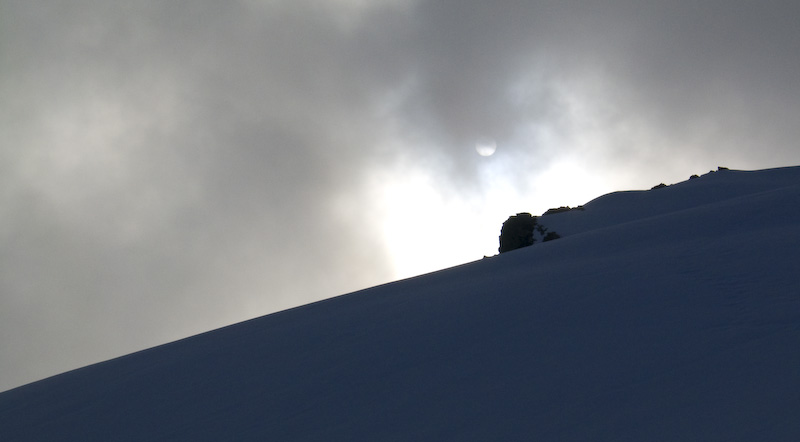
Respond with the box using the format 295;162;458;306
1;166;799;441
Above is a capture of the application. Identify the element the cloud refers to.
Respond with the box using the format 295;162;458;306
2;0;800;391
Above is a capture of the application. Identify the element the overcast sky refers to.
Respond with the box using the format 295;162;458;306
2;0;799;391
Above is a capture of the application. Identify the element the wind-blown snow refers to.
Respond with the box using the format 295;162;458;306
2;166;799;441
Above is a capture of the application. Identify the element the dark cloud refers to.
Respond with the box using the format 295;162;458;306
390;0;800;180
2;0;799;391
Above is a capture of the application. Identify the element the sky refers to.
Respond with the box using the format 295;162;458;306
1;0;799;391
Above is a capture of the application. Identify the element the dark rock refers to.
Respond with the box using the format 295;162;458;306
543;205;585;216
498;213;537;253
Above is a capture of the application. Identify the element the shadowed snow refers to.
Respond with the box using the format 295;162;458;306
1;166;799;441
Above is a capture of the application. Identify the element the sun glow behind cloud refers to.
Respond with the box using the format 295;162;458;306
368;166;472;279
366;72;672;281
368;141;618;280
365;77;648;280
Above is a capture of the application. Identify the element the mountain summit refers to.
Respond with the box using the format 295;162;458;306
2;166;799;441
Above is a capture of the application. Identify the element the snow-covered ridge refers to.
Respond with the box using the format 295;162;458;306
1;165;799;441
539;166;800;238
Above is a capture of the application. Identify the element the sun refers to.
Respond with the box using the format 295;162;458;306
475;138;497;157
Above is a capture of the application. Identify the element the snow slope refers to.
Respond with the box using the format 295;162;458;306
2;166;799;441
